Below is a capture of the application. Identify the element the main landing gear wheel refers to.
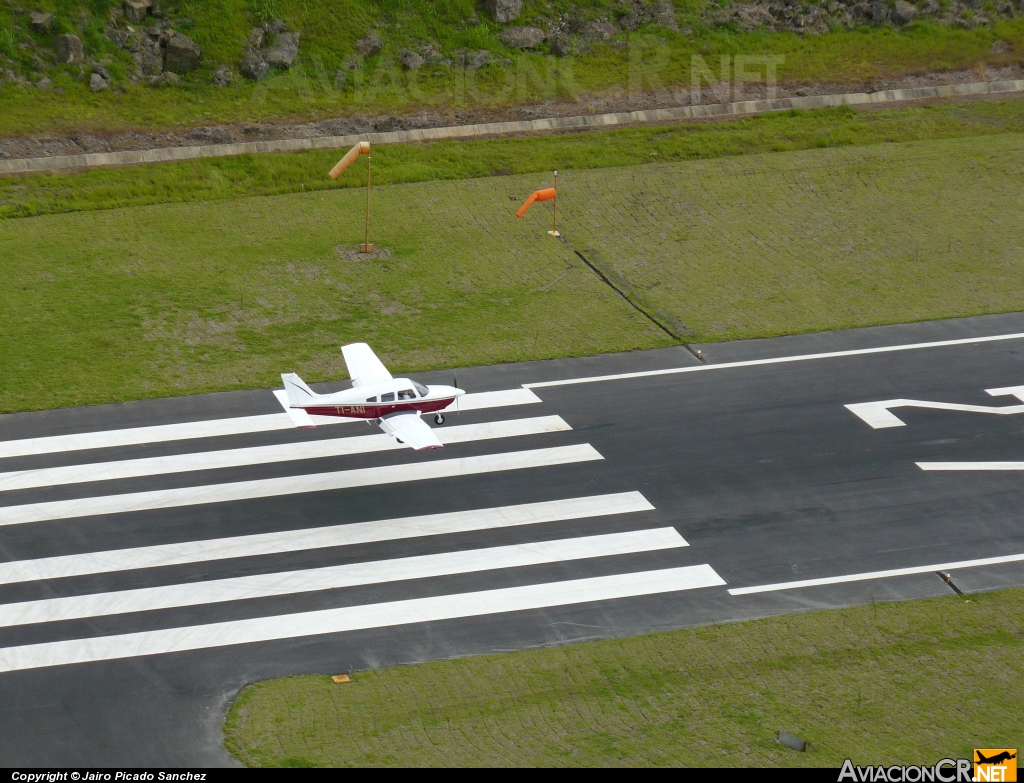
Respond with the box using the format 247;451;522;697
434;413;445;425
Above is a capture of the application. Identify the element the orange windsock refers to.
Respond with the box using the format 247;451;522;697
516;187;556;217
329;141;371;180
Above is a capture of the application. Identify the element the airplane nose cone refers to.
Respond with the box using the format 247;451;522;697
455;388;466;397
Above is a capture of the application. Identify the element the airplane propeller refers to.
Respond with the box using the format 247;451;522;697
454;374;460;416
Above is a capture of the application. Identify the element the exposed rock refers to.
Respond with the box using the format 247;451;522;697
421;43;447;63
355;33;383;57
468;50;490;69
89;72;108;91
92;63;110;80
123;0;151;24
870;1;889;21
891;0;916;24
212;64;233;85
619;9;645;30
239;51;269;80
35;76;51;89
148;70;179;86
582;20;618;41
106;27;130;48
498;26;545;48
163;31;200;73
133;47;163;75
991;38;1012;54
263;31;299;68
550;36;572;56
262;19;287;34
29;11;54;33
651;1;679;29
247;27;265;49
484;0;522;23
54;34;84;65
399;49;424;69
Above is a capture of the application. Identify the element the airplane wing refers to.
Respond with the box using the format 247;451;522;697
341;343;392;387
377;412;443;451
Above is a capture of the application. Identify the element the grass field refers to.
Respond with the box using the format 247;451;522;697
223;585;1024;767
7;100;1024;219
4;121;1024;414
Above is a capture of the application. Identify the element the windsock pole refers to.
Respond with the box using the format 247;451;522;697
362;150;373;253
548;171;559;237
328;141;373;253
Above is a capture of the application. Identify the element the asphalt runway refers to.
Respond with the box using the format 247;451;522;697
4;311;1024;766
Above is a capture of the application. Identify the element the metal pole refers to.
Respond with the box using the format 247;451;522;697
549;170;560;237
361;152;373;253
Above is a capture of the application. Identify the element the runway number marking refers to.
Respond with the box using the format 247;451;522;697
845;386;1024;429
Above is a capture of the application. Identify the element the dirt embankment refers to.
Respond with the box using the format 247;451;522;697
3;64;1024;161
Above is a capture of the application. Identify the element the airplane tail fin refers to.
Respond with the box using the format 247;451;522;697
281;373;320;407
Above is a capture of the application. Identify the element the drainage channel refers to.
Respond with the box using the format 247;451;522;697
558;235;706;364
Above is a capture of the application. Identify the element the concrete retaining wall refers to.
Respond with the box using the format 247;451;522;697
2;79;1022;176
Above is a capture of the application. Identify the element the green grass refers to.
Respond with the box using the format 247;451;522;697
1;0;1022;136
5;127;1024;414
223;585;1024;766
7;100;1024;220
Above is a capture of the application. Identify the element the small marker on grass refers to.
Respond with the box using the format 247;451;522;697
331;674;351;684
777;731;807;752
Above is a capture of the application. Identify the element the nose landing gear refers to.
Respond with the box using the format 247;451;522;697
434;413;445;425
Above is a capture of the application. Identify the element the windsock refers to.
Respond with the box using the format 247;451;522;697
516;187;556;218
329;141;371;179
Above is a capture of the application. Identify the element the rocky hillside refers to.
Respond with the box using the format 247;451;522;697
0;0;1020;94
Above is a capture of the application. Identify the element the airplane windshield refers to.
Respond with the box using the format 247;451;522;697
413;381;429;397
398;389;415;400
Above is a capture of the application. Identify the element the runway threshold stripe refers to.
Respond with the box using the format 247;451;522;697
917;462;1024;470
0;529;688;628
728;552;1024;595
0;444;602;527
0;416;571;492
0;388;542;460
523;332;1024;389
0;565;725;673
0;492;653;586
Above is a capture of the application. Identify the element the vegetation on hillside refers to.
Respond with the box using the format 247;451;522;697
0;0;1022;135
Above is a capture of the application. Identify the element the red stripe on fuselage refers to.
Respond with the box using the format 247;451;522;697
301;398;455;419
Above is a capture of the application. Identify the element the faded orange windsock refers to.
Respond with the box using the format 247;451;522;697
329;141;371;179
516;187;556;218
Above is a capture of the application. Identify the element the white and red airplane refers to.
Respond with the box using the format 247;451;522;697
281;342;465;451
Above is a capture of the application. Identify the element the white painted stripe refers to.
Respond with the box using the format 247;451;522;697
917;462;1024;470
0;388;541;460
523;332;1024;389
846;399;1024;429
0;565;725;673
0;492;653;586
728;552;1024;595
0;528;687;628
0;444;602;527
0;416;571;492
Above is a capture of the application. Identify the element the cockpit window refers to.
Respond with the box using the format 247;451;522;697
381;392;395;402
413;381;429;397
365;396;377;403
398;389;416;400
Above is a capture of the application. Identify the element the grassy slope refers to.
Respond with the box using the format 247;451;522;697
224;585;1024;767
6;106;1024;413
6;99;1024;219
1;0;1023;135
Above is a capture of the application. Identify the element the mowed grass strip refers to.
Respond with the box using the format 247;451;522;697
0;174;669;413
223;586;1024;767
7;100;1024;220
6;131;1024;413
561;132;1024;341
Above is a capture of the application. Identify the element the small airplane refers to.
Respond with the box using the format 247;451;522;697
280;342;465;451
